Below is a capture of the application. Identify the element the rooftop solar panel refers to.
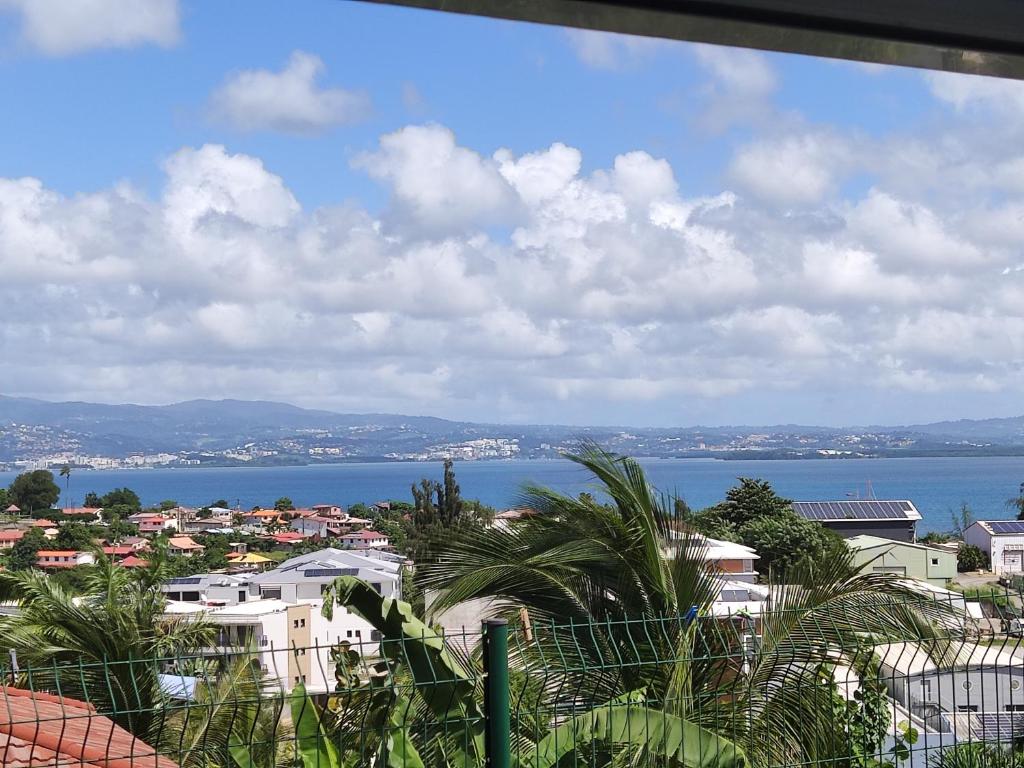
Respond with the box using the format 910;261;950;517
791;500;920;521
302;568;359;578
166;577;202;585
988;521;1024;534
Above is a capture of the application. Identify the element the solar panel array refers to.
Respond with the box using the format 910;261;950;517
987;521;1024;534
302;567;359;578
792;500;917;521
166;577;202;585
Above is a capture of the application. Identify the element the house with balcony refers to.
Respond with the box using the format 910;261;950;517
128;512;176;534
167;535;205;557
0;530;24;550
339;529;390;549
161;548;405;692
36;550;95;569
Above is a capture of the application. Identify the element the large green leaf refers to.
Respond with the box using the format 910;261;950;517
291;683;341;768
526;696;748;768
322;576;486;766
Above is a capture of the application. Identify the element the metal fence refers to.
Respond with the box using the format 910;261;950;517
4;590;1024;768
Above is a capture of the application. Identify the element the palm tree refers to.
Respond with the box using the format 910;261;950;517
160;655;294;768
0;547;216;740
59;463;72;507
415;444;958;767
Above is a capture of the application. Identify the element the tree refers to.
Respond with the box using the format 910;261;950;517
211;499;229;508
100;487;142;512
59;464;72;505
709;477;794;528
55;521;97;551
958;543;987;572
691;476;833;577
418;444;946;767
1010;483;1024;521
107;514;139;541
411;478;438;525
951;502;975;537
438;458;463;524
0;551;215;740
740;512;844;576
7;527;45;570
8;470;60;513
158;499;178;511
83;491;102;508
197;506;213;519
274;496;295;512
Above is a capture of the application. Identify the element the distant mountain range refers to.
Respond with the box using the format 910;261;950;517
2;395;1024;466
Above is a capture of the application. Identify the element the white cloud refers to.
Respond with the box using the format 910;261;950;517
563;28;668;70
210;51;369;134
355;124;517;232
3;121;1024;423
925;70;1024;114
729;132;851;206
1;0;179;55
691;43;778;131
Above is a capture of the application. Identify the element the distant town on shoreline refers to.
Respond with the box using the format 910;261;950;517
4;395;1024;471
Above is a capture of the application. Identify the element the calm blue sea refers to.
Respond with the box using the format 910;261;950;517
5;456;1024;534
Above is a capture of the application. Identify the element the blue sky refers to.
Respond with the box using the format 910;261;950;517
2;0;1024;427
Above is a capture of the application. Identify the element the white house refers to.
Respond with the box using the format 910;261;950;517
160;548;405;692
339;530;389;549
36;550;96;569
964;520;1024;573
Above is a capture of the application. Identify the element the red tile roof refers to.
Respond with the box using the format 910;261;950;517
342;530;388;540
102;546;136;557
0;686;174;768
37;550;82;558
0;531;24;542
119;556;149;568
30;520;56;528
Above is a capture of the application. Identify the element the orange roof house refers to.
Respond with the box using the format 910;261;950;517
0;685;175;768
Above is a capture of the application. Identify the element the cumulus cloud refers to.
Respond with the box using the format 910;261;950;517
3;119;1024;425
729;132;853;206
210;51;369;133
0;0;179;55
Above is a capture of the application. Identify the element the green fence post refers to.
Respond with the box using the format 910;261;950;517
484;619;510;768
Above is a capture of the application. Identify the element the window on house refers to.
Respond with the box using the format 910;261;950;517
931;558;939;566
182;591;200;602
355;630;361;638
293;620;299;628
300;618;305;627
1006;704;1024;712
299;648;306;656
261;587;282;600
958;705;979;712
346;630;353;638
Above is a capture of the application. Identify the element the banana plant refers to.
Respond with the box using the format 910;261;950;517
312;575;748;768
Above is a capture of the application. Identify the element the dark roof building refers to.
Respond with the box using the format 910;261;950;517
792;500;921;543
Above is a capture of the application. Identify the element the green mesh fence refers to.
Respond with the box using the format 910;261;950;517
2;588;1024;768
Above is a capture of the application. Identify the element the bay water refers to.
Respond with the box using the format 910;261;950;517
7;456;1024;534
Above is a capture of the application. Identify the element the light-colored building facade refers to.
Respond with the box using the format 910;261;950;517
964;521;1024;574
846;535;957;587
160;548;404;692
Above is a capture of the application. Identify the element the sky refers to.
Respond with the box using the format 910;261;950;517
2;1;1024;428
